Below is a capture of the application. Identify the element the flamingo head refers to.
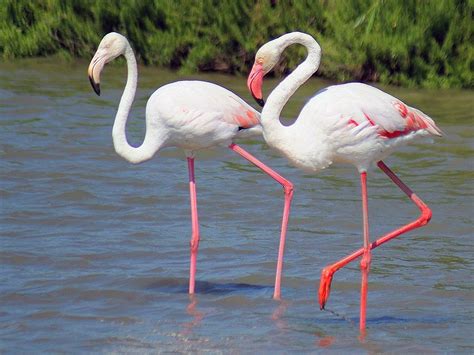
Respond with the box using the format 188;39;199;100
88;32;128;96
247;38;283;107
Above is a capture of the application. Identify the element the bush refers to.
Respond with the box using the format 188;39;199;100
0;0;472;88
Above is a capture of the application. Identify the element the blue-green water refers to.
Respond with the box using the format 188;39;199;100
1;59;473;352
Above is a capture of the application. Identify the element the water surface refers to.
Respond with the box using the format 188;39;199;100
1;59;473;353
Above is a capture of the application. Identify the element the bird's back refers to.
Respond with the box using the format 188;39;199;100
300;83;441;138
146;81;261;150
291;82;441;171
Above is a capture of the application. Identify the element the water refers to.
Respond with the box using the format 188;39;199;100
1;58;473;353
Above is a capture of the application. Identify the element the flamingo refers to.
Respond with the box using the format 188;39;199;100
247;32;442;332
87;32;293;298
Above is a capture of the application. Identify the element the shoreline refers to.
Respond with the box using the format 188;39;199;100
1;1;472;89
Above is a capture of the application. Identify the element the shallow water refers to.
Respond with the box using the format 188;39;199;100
1;59;473;353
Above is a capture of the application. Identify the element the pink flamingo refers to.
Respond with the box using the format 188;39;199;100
87;32;293;298
247;32;442;332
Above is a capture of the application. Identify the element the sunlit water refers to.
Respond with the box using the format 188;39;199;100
1;59;473;353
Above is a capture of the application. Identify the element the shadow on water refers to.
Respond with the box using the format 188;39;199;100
1;59;473;353
196;281;272;295
368;315;455;325
317;313;457;325
145;277;272;296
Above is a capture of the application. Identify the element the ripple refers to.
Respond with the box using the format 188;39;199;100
1;60;472;353
55;189;96;201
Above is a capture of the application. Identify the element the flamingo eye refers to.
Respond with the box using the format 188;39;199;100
256;57;264;65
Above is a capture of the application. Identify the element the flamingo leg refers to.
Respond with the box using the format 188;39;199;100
318;160;432;310
229;143;294;300
359;171;371;332
187;157;200;294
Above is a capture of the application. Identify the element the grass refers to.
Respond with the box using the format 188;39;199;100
1;0;472;88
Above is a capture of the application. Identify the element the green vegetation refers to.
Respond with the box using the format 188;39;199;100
1;0;472;88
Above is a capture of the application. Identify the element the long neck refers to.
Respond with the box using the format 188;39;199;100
261;33;321;152
112;45;162;164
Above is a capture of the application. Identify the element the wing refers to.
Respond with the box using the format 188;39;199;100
197;82;261;129
305;83;442;139
152;80;260;130
146;81;262;148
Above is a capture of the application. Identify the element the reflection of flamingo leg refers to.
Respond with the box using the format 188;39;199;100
182;295;204;336
229;143;294;300
186;295;203;323
319;161;433;323
271;299;289;331
187;157;200;294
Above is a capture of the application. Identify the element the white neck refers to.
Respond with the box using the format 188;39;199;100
111;45;162;164
260;33;321;153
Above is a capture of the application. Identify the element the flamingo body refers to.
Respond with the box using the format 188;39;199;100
282;82;441;173
146;80;262;152
248;32;441;334
88;32;293;298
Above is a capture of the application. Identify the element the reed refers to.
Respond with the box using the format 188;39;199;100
1;0;472;88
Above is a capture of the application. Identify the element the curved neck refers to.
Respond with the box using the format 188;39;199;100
112;45;162;164
261;33;321;150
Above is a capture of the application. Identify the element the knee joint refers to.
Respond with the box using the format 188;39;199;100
283;181;294;195
360;254;371;270
420;206;432;226
189;235;200;252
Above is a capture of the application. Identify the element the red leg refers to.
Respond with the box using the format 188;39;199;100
187;157;200;294
319;160;432;309
359;171;371;332
229;143;294;300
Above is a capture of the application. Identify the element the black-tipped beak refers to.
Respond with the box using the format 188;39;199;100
247;62;265;108
255;98;265;107
89;75;100;96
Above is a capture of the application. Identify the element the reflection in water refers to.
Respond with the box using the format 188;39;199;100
270;298;339;349
0;59;473;352
316;334;335;348
182;295;204;336
271;299;289;331
314;307;355;348
322;307;357;328
359;328;368;343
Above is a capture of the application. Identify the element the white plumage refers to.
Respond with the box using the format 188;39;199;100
88;32;293;298
248;32;442;331
292;82;442;171
147;81;262;152
248;33;442;173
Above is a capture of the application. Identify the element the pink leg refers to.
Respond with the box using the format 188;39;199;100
229;143;294;300
187;157;200;294
359;171;370;332
319;160;432;309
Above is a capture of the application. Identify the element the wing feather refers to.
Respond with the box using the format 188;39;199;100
304;83;441;139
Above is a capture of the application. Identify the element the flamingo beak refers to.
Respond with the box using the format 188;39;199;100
247;62;265;107
87;52;105;96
